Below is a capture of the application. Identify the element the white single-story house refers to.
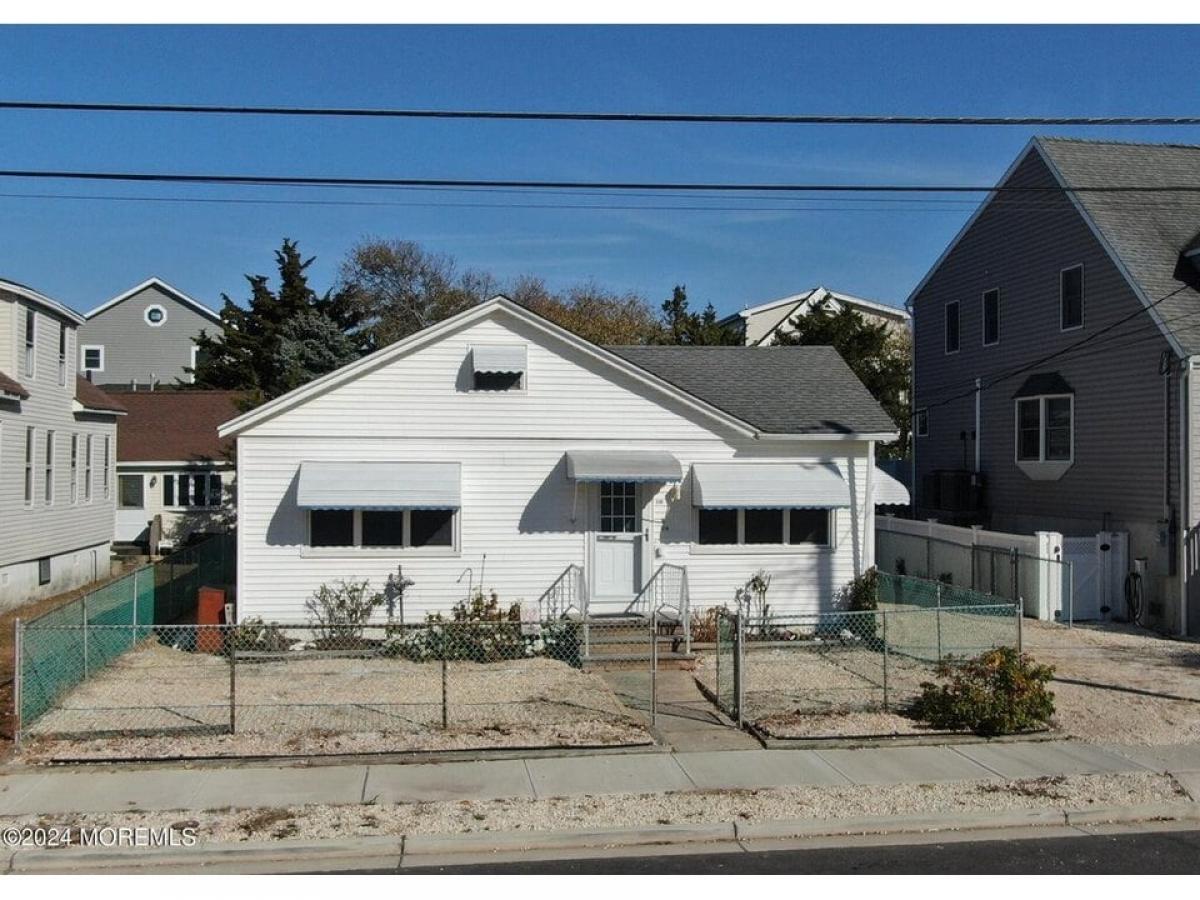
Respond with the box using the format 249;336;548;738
218;297;901;622
112;389;240;550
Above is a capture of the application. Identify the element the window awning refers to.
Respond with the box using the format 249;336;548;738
472;344;527;375
297;461;461;510
873;467;910;506
565;450;683;483
692;462;850;509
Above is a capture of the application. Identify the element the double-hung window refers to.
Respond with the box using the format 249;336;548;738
1061;265;1084;330
84;435;93;502
163;472;223;508
1016;395;1073;464
697;508;832;547
44;430;55;504
69;434;79;503
103;436;111;498
58;323;68;386
308;508;457;550
24;308;35;377
944;301;960;354
982;289;1000;346
24;427;34;505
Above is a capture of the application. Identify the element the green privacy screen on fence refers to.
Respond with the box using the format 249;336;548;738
18;532;235;729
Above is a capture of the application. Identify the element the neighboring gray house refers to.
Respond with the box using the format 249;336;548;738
79;278;222;388
0;278;125;611
721;286;910;346
909;137;1200;637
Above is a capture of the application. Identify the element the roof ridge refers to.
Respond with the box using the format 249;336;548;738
1037;135;1200;152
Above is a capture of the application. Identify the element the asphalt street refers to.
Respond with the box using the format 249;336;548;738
385;828;1200;875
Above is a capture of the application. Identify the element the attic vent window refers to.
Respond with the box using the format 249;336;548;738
471;345;526;391
144;304;167;326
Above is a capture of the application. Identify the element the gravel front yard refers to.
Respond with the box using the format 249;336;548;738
3;771;1185;843
1023;620;1200;745
21;640;650;761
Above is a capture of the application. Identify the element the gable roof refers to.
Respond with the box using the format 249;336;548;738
74;376;126;414
607;345;897;435
0;277;85;325
86;277;222;324
114;390;241;462
906;137;1200;357
219;296;896;441
0;369;29;399
724;287;910;327
1035;138;1200;357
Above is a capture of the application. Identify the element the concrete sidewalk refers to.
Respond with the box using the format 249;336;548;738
3;739;1198;818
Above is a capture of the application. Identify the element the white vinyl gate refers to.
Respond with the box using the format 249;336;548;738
1061;532;1128;622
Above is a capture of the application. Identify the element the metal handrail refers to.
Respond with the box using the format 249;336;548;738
537;563;586;621
627;563;691;654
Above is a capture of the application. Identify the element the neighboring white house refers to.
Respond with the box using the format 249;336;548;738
0;278;125;611
219;297;900;622
112;389;240;550
722;286;911;346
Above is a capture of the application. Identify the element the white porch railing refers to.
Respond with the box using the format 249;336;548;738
537;563;588;621
627;563;691;655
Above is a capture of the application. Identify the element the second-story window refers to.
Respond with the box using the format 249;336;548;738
58;323;68;386
1061;265;1084;330
44;430;55;505
982;289;1000;346
944;301;960;354
24;308;35;377
24;427;34;506
84;435;93;502
70;434;79;503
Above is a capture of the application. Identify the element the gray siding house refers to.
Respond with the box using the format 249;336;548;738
0;278;124;612
79;278;222;388
909;137;1200;637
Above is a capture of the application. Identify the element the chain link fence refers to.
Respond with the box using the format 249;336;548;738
14;617;656;758
697;573;1021;738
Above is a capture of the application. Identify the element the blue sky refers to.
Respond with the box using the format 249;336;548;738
1;24;1199;317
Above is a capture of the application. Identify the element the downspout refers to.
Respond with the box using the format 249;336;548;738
974;377;982;474
908;305;917;518
1180;357;1193;637
866;440;876;571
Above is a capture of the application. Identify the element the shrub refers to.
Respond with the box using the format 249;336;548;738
837;568;879;640
305;579;384;643
910;647;1055;736
228;617;295;652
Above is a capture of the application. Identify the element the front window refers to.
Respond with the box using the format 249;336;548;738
308;509;457;550
1016;395;1074;463
1061;265;1084;330
163;472;223;508
697;508;833;547
118;474;144;509
940;304;960;357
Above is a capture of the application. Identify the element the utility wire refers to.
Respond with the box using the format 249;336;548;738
1;168;1200;194
3;101;1200;127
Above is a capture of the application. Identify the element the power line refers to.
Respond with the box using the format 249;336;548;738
4;101;1200;127
1;168;1200;194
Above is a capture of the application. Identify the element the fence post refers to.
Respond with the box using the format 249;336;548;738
13;619;22;748
1010;549;1021;615
441;654;449;729
228;628;237;735
1067;560;1075;629
81;593;90;678
1016;599;1024;653
733;611;744;728
650;610;658;728
935;582;943;663
131;567;140;650
881;609;890;710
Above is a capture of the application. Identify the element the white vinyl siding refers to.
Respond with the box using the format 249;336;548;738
234;313;874;620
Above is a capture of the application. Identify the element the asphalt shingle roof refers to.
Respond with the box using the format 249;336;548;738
1035;137;1200;355
75;376;126;413
113;390;241;462
0;369;29;399
604;345;896;435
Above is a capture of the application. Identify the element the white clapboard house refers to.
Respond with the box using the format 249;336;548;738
219;297;903;625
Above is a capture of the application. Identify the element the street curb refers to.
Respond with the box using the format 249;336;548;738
8;800;1199;873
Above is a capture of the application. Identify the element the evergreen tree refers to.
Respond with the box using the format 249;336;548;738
774;298;912;459
658;285;739;345
188;239;362;407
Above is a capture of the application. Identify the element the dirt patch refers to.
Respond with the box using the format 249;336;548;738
19;641;651;761
5;771;1184;843
1023;620;1200;745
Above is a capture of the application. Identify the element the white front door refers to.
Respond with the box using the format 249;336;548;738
591;481;642;608
116;473;149;542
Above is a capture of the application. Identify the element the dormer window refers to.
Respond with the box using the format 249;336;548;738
471;345;526;391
